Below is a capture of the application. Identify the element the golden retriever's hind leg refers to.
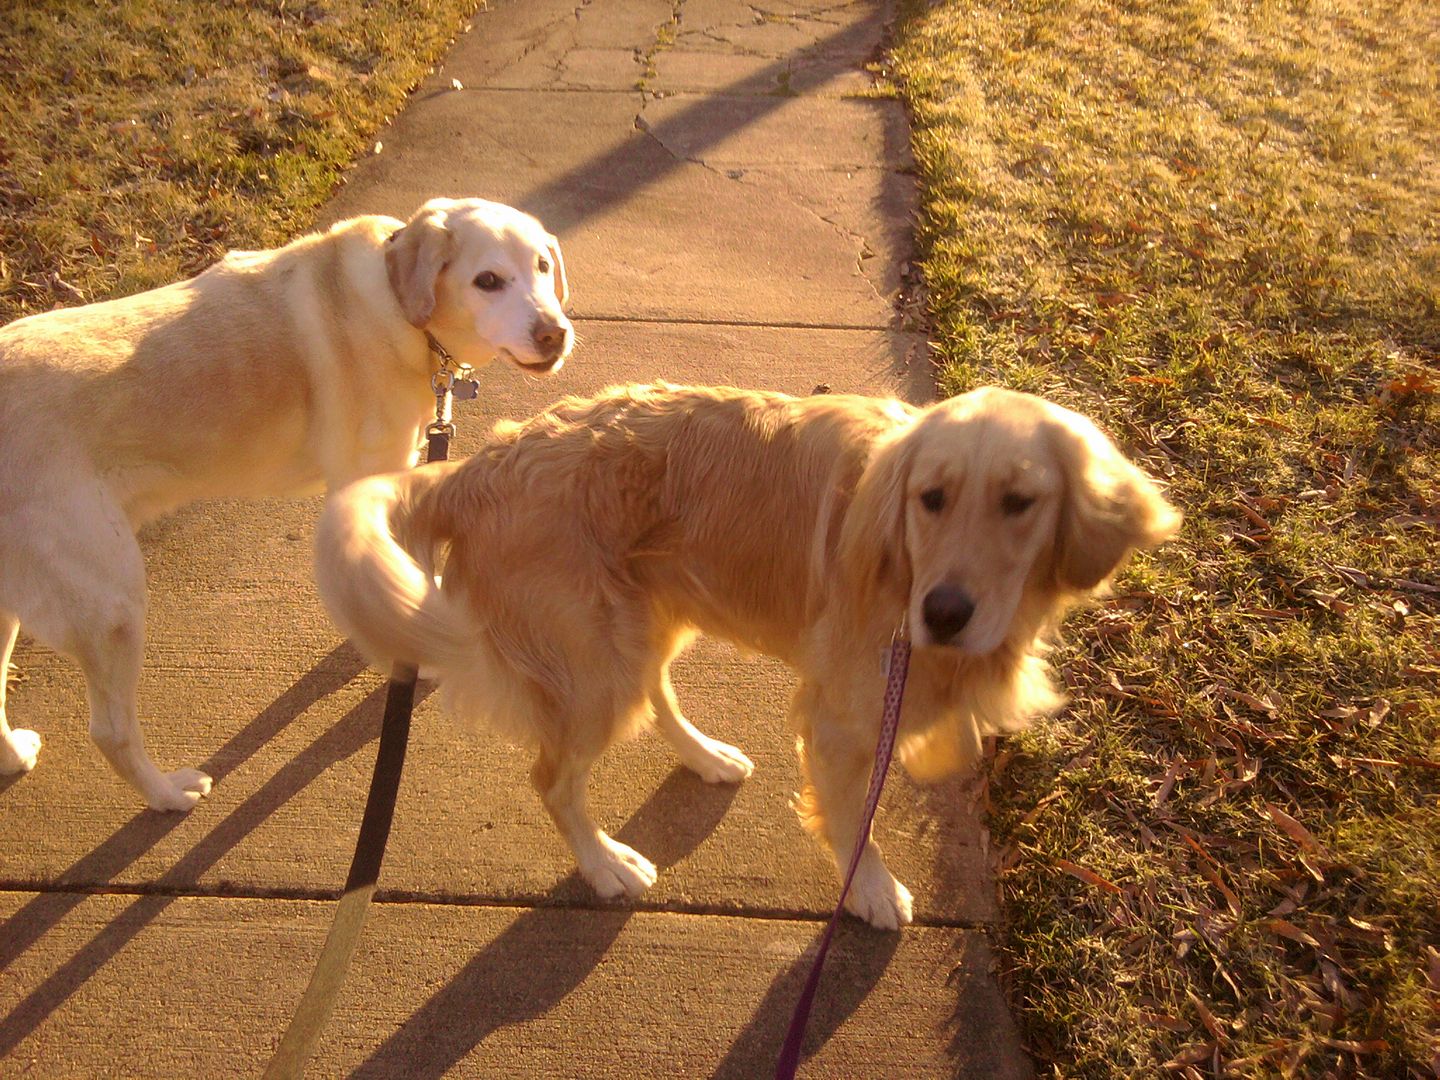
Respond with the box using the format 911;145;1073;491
531;742;656;899
793;684;913;930
0;610;41;774
650;664;753;784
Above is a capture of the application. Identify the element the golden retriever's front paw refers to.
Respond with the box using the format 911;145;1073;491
1;727;42;773
686;736;755;784
146;768;214;812
845;865;914;930
582;835;658;899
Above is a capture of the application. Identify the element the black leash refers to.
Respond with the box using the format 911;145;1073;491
263;666;418;1079
265;344;473;1079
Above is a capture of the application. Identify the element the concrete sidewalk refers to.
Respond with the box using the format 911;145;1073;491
1;1;1033;1075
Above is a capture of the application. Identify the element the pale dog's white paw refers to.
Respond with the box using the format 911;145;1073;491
581;834;658;899
844;863;914;930
685;736;755;784
145;768;214;812
0;727;42;774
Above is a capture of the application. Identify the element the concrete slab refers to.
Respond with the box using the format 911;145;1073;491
323;89;904;327
0;892;1029;1078
638;93;909;170
431;0;884;96
650;49;875;96
425;0;670;91
672;0;887;65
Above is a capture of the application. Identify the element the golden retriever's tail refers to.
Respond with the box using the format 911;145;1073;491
313;461;474;672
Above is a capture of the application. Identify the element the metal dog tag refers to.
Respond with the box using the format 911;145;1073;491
450;377;481;401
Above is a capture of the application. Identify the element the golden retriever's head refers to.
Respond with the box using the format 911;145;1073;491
843;387;1180;653
386;196;572;374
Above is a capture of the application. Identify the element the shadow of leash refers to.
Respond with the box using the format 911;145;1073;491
349;767;739;1080
0;647;391;1056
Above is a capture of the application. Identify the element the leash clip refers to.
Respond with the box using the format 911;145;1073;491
891;612;910;648
423;332;474;451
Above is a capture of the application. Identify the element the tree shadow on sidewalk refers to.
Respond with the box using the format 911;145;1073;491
350;766;738;1079
711;921;899;1079
0;645;392;1055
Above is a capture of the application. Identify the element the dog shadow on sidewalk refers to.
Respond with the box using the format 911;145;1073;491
350;767;739;1079
0;644;386;1055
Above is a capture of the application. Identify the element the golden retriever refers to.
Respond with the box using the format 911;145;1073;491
313;383;1179;927
0;197;571;811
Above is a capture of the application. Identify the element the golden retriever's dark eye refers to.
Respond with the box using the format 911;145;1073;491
1001;491;1036;516
920;487;945;514
474;271;504;291
537;257;551;274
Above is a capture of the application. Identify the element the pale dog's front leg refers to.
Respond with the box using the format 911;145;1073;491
0;611;42;774
792;681;913;930
76;611;213;812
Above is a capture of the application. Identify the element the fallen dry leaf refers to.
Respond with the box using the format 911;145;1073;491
1054;857;1124;895
1139;1010;1191;1033
1264;918;1321;949
1187;991;1227;1041
1320;1037;1388;1054
1218;685;1281;715
1264;803;1330;857
1163;1042;1218;1069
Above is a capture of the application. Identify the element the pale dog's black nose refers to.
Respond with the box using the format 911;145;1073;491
532;320;569;361
922;585;975;644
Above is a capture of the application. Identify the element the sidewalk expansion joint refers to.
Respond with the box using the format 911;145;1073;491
0;880;993;931
572;313;904;332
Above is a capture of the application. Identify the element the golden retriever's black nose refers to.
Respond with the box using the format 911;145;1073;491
532;320;569;361
922;585;975;644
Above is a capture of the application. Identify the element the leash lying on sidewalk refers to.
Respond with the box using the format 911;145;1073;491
265;343;476;1080
775;624;912;1080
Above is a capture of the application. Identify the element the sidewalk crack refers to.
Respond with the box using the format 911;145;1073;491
637;0;686;92
627;114;890;308
482;1;590;87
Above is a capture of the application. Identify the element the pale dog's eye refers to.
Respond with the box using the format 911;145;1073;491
919;487;945;514
537;257;551;274
474;271;504;292
1001;491;1036;516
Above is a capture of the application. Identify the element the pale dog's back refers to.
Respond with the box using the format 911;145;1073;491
0;217;421;523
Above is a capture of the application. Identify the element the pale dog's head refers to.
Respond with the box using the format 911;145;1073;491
842;387;1181;654
385;197;573;373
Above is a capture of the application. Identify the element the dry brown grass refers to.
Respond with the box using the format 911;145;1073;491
887;0;1439;1074
0;0;480;324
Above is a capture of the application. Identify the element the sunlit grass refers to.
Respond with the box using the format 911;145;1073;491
0;0;480;322
887;0;1439;1073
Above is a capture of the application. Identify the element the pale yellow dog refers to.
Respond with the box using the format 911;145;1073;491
0;197;572;811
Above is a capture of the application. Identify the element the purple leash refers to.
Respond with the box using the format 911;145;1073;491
775;626;912;1079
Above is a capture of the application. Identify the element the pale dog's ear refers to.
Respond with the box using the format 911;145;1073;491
546;234;569;308
1047;405;1181;592
386;203;453;328
838;425;917;611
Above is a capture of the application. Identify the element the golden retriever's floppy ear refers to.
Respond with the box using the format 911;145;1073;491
838;425;916;610
547;235;569;308
386;202;453;328
1048;405;1181;592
